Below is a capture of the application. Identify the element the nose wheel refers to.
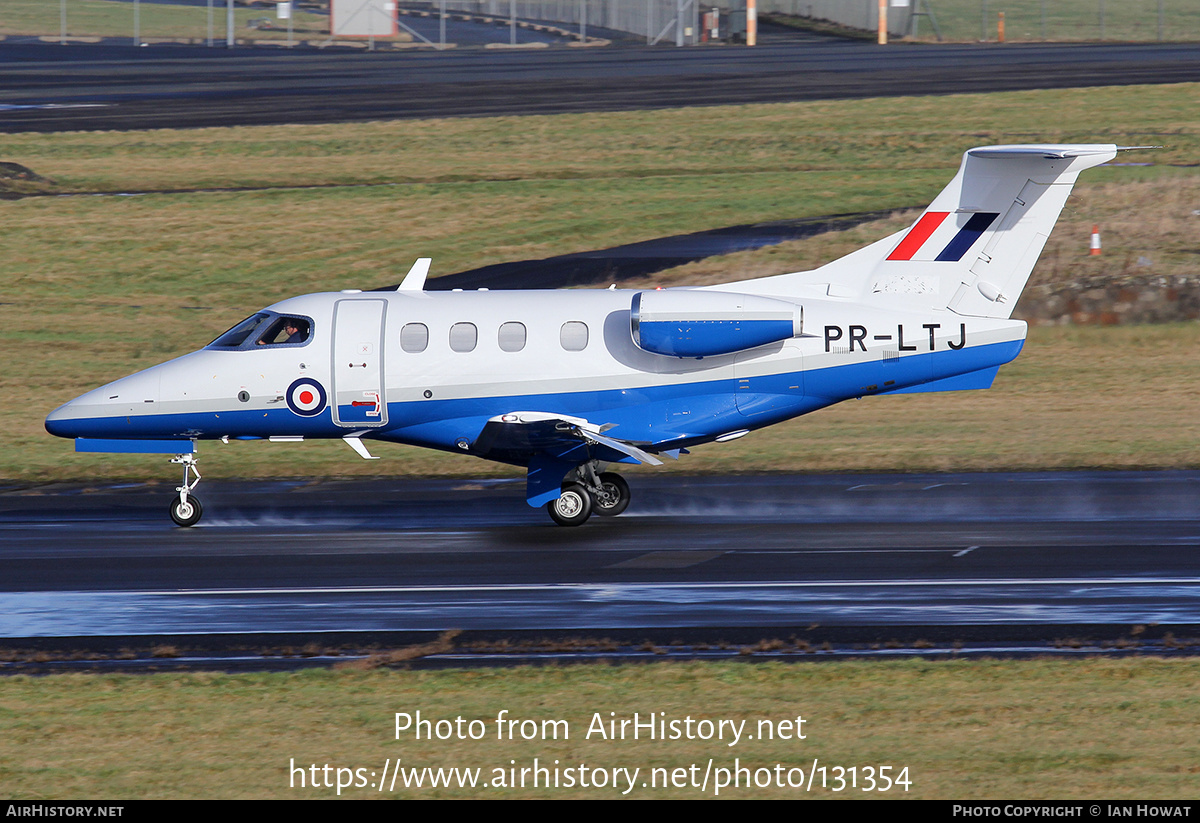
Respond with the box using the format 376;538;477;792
169;495;204;527
168;451;204;527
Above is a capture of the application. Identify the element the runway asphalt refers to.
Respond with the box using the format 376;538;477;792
4;35;1200;131
2;472;1197;651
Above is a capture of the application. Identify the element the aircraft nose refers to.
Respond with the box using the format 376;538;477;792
44;401;79;438
44;368;164;440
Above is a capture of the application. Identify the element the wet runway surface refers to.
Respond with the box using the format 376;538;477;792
3;472;1198;642
4;37;1200;131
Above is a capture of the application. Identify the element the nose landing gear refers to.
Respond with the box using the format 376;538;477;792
168;451;203;527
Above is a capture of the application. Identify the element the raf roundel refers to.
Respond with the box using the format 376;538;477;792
286;378;327;417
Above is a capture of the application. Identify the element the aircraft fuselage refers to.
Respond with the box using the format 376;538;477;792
46;144;1122;526
45;287;1025;460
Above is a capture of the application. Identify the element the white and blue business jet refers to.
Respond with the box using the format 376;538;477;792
46;144;1123;526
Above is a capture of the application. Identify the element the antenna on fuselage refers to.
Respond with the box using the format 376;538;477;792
395;258;431;291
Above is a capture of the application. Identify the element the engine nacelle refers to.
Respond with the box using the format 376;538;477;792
630;290;802;357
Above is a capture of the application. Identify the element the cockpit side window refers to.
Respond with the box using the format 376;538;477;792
205;312;312;350
255;316;311;347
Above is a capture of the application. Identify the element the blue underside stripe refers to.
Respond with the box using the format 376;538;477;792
52;339;1024;452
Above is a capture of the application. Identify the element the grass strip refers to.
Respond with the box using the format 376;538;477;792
2;659;1198;799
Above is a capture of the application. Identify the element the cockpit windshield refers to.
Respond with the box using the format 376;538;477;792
205;312;312;350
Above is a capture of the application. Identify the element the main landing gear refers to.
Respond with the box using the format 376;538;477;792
545;463;632;527
168;451;204;527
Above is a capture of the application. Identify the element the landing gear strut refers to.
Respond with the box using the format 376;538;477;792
545;463;632;526
168;451;203;527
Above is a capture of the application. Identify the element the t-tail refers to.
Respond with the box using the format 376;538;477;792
733;144;1122;316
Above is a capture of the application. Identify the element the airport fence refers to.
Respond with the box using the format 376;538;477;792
431;0;700;44
0;0;403;47
5;0;1199;46
407;0;1200;43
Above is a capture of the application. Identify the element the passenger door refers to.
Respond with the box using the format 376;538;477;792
331;299;388;427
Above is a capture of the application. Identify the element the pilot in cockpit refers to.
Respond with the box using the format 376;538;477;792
283;319;308;343
256;317;309;346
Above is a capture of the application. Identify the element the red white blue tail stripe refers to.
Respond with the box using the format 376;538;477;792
888;211;999;262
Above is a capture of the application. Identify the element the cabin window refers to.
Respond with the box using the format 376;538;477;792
449;322;478;353
498;322;526;352
400;323;429;353
560;321;588;352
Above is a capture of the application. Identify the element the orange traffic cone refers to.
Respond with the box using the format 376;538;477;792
1090;224;1102;256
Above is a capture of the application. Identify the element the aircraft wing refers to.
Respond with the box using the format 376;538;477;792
473;411;663;467
472;412;663;507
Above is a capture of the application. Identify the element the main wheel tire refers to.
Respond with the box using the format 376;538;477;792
546;483;592;527
593;472;631;517
169;495;204;528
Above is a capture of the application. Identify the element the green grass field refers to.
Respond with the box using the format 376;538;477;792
903;0;1200;43
3;659;1199;799
767;0;1200;43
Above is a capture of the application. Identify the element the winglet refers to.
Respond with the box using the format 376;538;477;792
396;258;431;292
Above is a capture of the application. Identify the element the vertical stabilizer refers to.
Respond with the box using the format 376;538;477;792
872;144;1117;318
936;145;1116;318
733;145;1118;318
